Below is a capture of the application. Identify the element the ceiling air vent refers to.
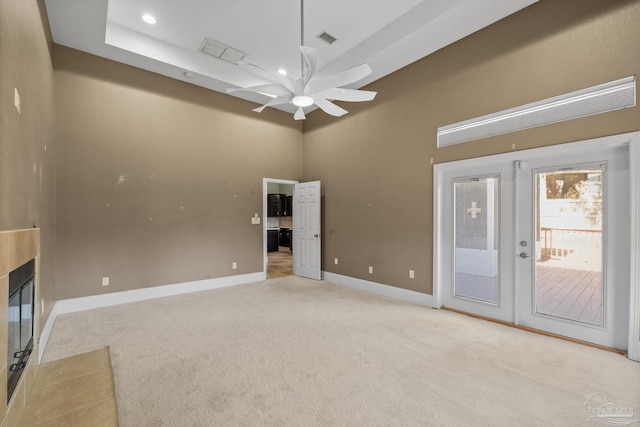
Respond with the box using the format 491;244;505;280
317;31;337;45
437;76;636;147
199;38;246;64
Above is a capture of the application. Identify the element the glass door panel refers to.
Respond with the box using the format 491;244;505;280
534;169;604;326
454;177;499;304
440;160;514;323
517;143;629;350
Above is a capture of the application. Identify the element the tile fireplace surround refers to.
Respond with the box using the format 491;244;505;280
0;229;40;426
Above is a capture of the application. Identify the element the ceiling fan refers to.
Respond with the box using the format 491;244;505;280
226;0;377;120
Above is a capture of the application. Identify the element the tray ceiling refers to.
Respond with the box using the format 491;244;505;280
45;0;538;115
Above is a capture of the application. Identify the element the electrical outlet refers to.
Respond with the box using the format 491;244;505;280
251;214;260;224
232;262;237;270
368;266;373;274
334;258;338;265
409;270;415;279
102;277;109;286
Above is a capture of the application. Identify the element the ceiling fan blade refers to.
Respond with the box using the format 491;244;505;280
313;88;377;102
314;98;348;117
277;75;297;94
294;107;306;121
253;96;292;113
309;63;373;94
237;61;296;93
237;61;280;84
227;84;292;97
300;46;319;88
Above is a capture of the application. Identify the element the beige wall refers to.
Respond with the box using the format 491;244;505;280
4;0;639;305
303;0;640;294
0;0;56;329
54;46;303;299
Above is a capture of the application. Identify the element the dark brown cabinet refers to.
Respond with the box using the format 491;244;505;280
267;194;293;217
267;229;279;252
279;228;291;248
267;194;282;217
282;196;292;216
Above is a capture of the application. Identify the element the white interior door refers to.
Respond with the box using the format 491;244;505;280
515;146;630;349
293;181;321;280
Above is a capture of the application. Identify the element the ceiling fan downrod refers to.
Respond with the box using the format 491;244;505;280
292;0;314;107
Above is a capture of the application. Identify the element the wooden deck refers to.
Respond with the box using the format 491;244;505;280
535;262;602;326
455;257;603;326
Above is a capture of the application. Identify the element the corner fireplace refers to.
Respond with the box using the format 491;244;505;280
7;259;34;403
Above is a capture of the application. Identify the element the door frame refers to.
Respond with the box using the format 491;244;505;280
263;178;298;276
433;131;640;361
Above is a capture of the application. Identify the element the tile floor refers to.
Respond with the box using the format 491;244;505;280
267;247;292;279
18;348;118;427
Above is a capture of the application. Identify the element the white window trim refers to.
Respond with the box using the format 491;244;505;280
437;76;636;147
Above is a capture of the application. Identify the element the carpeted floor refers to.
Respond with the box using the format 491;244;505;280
43;276;640;426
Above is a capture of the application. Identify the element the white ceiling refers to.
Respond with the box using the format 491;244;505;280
45;0;538;115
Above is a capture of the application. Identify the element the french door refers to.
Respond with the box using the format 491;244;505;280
435;138;632;350
440;162;515;323
515;147;629;349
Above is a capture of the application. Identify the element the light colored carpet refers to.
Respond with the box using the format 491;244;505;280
43;276;640;426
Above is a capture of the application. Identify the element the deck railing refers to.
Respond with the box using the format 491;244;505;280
540;227;601;260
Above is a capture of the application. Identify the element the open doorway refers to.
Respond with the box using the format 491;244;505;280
264;179;296;279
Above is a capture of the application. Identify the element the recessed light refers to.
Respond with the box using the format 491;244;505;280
142;14;156;24
183;71;194;79
277;69;287;76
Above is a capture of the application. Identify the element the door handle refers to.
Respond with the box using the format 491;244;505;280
519;252;531;259
314;234;321;238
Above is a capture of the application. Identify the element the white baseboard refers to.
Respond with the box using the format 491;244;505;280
38;272;265;360
38;272;431;361
38;303;58;363
55;272;264;315
323;272;433;307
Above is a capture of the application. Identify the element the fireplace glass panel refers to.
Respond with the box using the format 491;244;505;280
21;280;33;352
7;259;35;403
7;290;20;371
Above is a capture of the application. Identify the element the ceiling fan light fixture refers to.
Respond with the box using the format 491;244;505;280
292;95;314;107
228;0;376;120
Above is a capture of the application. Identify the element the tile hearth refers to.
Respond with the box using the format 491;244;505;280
18;348;118;427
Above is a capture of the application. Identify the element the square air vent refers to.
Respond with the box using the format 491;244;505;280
317;31;337;45
199;38;246;64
